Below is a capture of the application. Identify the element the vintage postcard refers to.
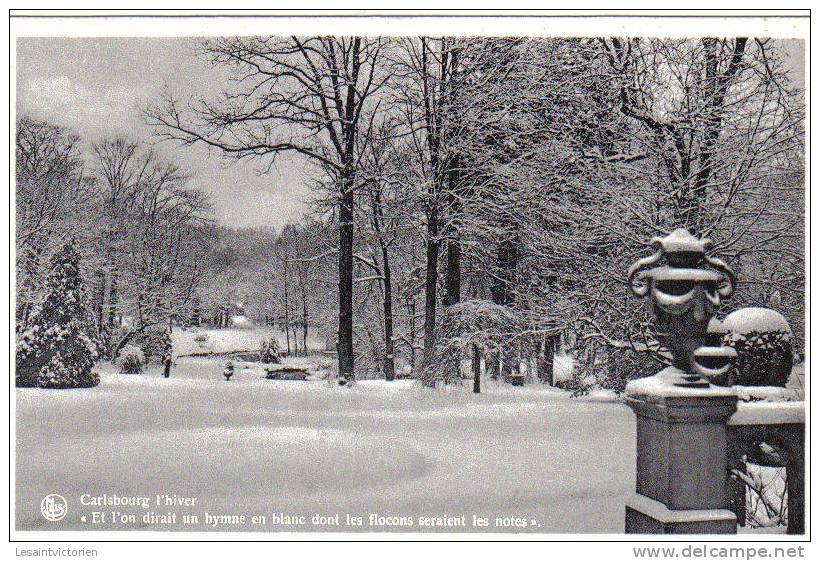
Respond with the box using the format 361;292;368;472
9;8;809;548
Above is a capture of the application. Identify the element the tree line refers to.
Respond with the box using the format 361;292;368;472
16;120;212;357
16;36;804;388
147;36;804;386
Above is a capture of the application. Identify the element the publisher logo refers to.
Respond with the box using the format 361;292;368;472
41;494;67;522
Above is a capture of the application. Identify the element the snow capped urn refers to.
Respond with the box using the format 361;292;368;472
223;361;234;381
691;318;737;386
627;228;736;387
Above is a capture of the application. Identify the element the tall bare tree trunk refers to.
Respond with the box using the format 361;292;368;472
492;236;518;383
537;334;557;385
444;150;462;307
337;173;355;380
367;173;396;381
382;245;396;381
146;36;378;382
422;207;440;376
292;315;300;355
487;353;499;380
445;240;461;306
689;37;747;232
302;309;309;356
282;261;291;355
297;264;309;355
408;297;417;375
472;344;481;393
94;270;105;336
419;37;450;384
108;274;118;329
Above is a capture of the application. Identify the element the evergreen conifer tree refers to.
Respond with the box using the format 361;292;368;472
16;240;100;388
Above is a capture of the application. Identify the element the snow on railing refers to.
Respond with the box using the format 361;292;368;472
729;400;805;426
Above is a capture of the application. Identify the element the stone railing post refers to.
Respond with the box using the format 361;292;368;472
625;375;738;533
728;401;805;534
625;229;739;534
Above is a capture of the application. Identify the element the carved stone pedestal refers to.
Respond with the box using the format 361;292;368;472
625;367;739;534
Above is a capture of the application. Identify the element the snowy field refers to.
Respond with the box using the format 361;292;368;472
15;357;635;533
171;325;326;357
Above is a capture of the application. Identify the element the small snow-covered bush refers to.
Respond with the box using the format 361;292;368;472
15;329;40;387
724;330;793;387
423;299;522;387
193;333;209;345
723;308;793;387
600;347;661;395
231;315;253;329
316;357;334;371
118;345;145;374
559;344;661;397
160;329;173;362
223;361;234;381
553;376;592;397
132;329;170;363
325;358;339;381
260;337;281;363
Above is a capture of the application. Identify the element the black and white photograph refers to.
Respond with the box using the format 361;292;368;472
9;9;809;546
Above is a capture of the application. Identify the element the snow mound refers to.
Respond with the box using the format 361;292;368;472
723;307;791;335
230;315;253;329
553;353;575;383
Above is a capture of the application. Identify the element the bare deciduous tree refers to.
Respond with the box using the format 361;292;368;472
147;36;389;380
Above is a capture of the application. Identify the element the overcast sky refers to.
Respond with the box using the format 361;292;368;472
16;37;314;230
16;37;805;230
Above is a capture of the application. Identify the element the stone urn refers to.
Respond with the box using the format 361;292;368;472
627;228;736;387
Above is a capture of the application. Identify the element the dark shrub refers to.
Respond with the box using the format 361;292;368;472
132;329;169;363
260;337;281;364
724;330;793;387
600;347;662;394
117;345;145;374
723;308;793;387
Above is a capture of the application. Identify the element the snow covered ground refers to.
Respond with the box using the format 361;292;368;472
171;326;326;357
15;357;635;533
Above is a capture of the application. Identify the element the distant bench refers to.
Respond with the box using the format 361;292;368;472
264;365;311;381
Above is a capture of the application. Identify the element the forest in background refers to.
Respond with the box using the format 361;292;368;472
16;36;805;387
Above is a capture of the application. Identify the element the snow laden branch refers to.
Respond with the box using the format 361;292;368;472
146;35;390;381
